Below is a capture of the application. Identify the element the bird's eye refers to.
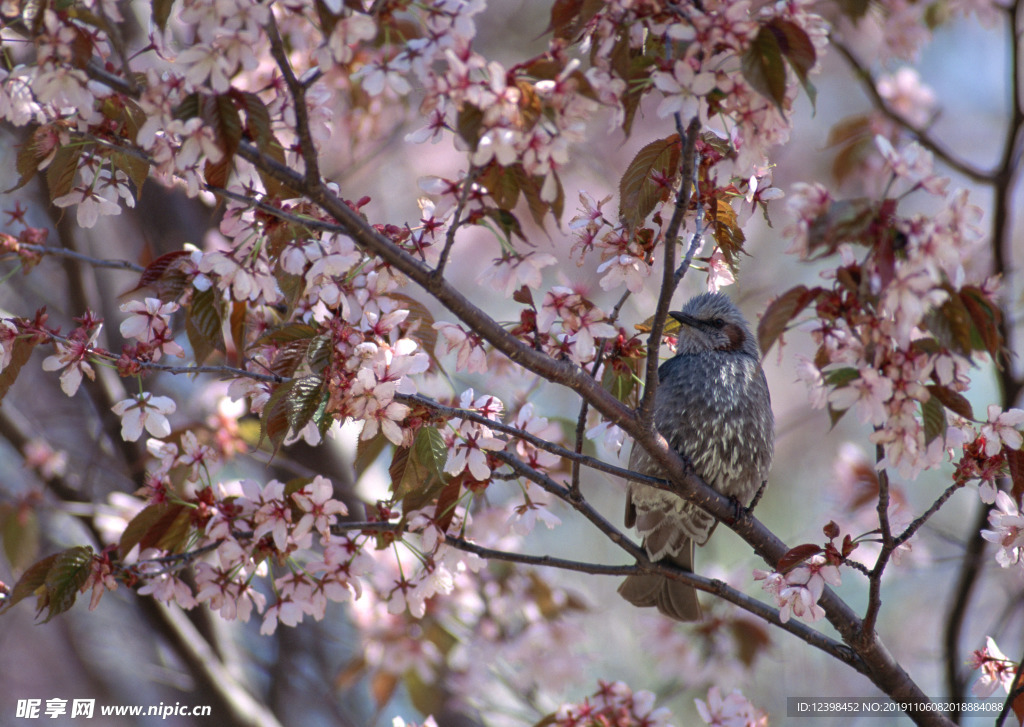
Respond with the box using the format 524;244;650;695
710;317;725;328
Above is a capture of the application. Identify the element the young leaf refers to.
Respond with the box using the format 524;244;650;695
757;285;820;355
618;134;681;229
926;384;975;421
777;543;823;573
742;25;787;112
920;395;947;446
40;545;94;622
0;334;41;405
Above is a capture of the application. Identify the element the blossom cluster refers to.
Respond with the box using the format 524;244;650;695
754;555;841;624
788;136;1003;482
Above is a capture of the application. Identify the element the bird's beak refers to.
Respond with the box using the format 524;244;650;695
669;311;700;328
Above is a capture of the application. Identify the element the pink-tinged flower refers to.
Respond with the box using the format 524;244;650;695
445;424;505;480
478;252;558;298
705;249;736;292
514;403;561;470
194;561;266;622
980;405;1024;455
353;55;412;96
241;479;293;552
877;67;936;127
969;637;1018;697
42;326;102;397
696;686;768;727
828;367;894;426
596;253;651;293
981;491;1024;568
119;297;184;360
52;168;126;229
875;136;949;196
508;496;561;535
755;555;840;624
111;393;176;442
795;355;828;409
433;321;488;373
0;319;18;371
292;475;349;540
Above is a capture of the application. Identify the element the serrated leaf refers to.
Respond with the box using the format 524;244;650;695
46;144;83;201
9;126;47;192
709;198;746;270
433;475;463;533
757;285;820;355
456;104;484;150
389;433;447;512
287;374;325;436
239;91;272;150
260;380;295;454
414;426;448;478
40;545;93;622
186;285;223;364
481;161;522;211
618;134;681;229
921;394;947;446
777;543;822;573
742;25;787;112
0;552;59;614
960;286;1002;359
0;334;40;404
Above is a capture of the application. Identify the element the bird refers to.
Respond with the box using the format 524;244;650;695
618;291;774;621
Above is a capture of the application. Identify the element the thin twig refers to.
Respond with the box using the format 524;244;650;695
637;116;700;427
434;166;480;279
265;15;321;185
9;243;145;273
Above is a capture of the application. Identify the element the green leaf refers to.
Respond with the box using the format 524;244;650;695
414;425;448;478
825;367;860;387
39;546;93;622
287;374;325;436
389;427;448;511
618;134;681;229
0;552;59;614
1;506;39;573
354;431;390;478
921;394;947;446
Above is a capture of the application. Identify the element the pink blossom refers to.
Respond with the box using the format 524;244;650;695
41;325;102;397
292;476;349;540
969;637;1017;697
980;405;1024;455
596;253;651;293
980;491;1024;568
877;67;936;127
696;686;767;727
111;393;176;442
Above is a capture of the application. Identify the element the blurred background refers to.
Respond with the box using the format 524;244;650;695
0;0;1020;725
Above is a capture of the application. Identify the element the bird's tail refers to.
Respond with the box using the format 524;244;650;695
617;540;702;622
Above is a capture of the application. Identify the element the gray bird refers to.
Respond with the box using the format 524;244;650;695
618;291;774;621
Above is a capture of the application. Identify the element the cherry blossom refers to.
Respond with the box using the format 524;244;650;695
111;393;176;442
696;686;768;727
969;637;1017;697
980;491;1024;568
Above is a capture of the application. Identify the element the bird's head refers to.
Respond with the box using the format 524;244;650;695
669;292;759;358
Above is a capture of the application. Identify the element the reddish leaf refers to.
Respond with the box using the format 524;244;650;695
777;543;822;573
742;25;787;112
618;133;681;229
0;505;39;573
260;381;295;454
960;286;1002;359
287;374;325;436
926;384;975;421
124;250;190;296
0;334;41;404
433;476;464;533
46;144;83;201
757;285;821;355
767;18;817;107
39;545;94;622
1007;447;1024;505
0;552;59;614
186;286;223;365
